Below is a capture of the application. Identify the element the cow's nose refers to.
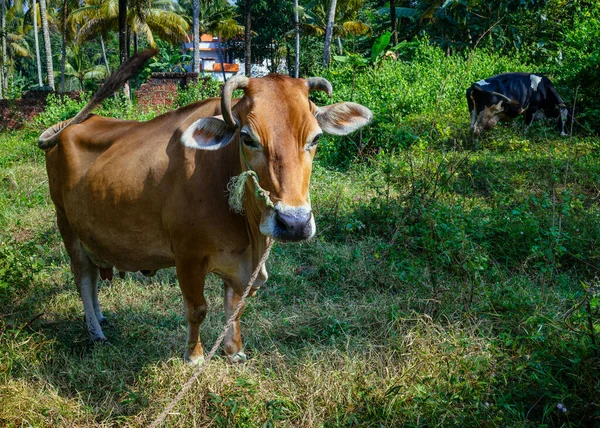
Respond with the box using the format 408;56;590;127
274;209;312;241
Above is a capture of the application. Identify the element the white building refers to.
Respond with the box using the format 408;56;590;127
183;34;241;82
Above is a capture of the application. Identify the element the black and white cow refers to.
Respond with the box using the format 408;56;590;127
467;72;570;136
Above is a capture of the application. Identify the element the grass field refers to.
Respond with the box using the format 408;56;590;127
0;113;599;426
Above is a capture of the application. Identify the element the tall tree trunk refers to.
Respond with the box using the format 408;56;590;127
133;31;138;88
390;0;398;46
32;0;43;87
60;0;67;93
118;0;127;64
100;35;116;101
244;0;251;77
293;0;299;78
100;35;110;74
39;0;54;90
192;0;199;73
126;25;130;57
0;0;6;98
323;0;337;68
118;0;130;99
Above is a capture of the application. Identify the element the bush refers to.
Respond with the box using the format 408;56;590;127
0;240;45;301
34;93;89;129
549;1;600;132
317;39;530;166
176;78;222;108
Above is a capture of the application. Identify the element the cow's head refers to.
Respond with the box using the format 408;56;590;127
181;74;372;242
471;100;506;136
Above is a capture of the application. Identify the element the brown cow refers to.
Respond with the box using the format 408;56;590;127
39;50;373;364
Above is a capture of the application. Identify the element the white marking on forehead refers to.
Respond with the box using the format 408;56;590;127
530;75;542;91
274;201;312;215
476;79;489;86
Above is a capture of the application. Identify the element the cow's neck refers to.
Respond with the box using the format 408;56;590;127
244;193;268;268
236;152;269;267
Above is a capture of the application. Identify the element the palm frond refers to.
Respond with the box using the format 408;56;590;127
340;20;371;36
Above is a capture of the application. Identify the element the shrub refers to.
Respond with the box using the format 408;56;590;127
176;78;222;108
0;240;45;302
317;38;530;166
34;93;89;129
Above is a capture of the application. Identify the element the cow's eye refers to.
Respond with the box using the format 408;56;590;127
307;134;321;150
240;131;259;149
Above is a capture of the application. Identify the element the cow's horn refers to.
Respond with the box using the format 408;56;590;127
221;75;249;128
307;77;332;98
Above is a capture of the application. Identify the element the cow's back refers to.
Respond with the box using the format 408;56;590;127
44;98;234;271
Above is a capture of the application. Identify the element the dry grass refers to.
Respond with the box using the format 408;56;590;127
1;127;599;426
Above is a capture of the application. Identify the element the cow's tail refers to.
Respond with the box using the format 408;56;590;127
38;48;158;150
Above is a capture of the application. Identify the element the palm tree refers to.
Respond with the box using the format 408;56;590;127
202;3;243;80
118;0;126;63
4;3;32;65
71;0;189;49
192;0;199;73
293;0;299;77
244;0;251;76
390;0;397;45
56;0;78;92
38;0;54;89
181;0;242;78
302;0;370;64
1;0;6;98
64;44;107;89
31;0;43;86
322;0;336;67
70;0;188;98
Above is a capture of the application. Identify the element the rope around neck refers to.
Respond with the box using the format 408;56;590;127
227;170;275;214
149;238;274;428
227;140;275;214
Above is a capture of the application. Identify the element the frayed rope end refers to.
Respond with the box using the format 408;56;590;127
227;171;252;214
227;170;275;214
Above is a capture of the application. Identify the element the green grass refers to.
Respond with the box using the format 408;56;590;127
1;110;599;427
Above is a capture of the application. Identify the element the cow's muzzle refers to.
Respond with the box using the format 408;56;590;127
260;203;316;242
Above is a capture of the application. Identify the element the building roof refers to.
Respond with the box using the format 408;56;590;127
213;63;240;72
186;33;218;42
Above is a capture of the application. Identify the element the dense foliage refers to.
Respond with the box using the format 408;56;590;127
1;0;599;131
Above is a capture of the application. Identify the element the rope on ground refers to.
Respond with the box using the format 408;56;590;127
149;238;274;428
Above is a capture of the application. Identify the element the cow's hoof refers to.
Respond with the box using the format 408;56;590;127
91;336;108;344
185;354;205;366
228;351;248;364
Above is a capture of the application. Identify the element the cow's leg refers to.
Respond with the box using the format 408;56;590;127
223;281;248;363
525;108;538;127
56;211;106;341
91;273;107;325
470;109;477;131
175;257;208;365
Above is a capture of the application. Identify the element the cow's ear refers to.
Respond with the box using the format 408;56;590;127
180;116;235;150
315;102;373;136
